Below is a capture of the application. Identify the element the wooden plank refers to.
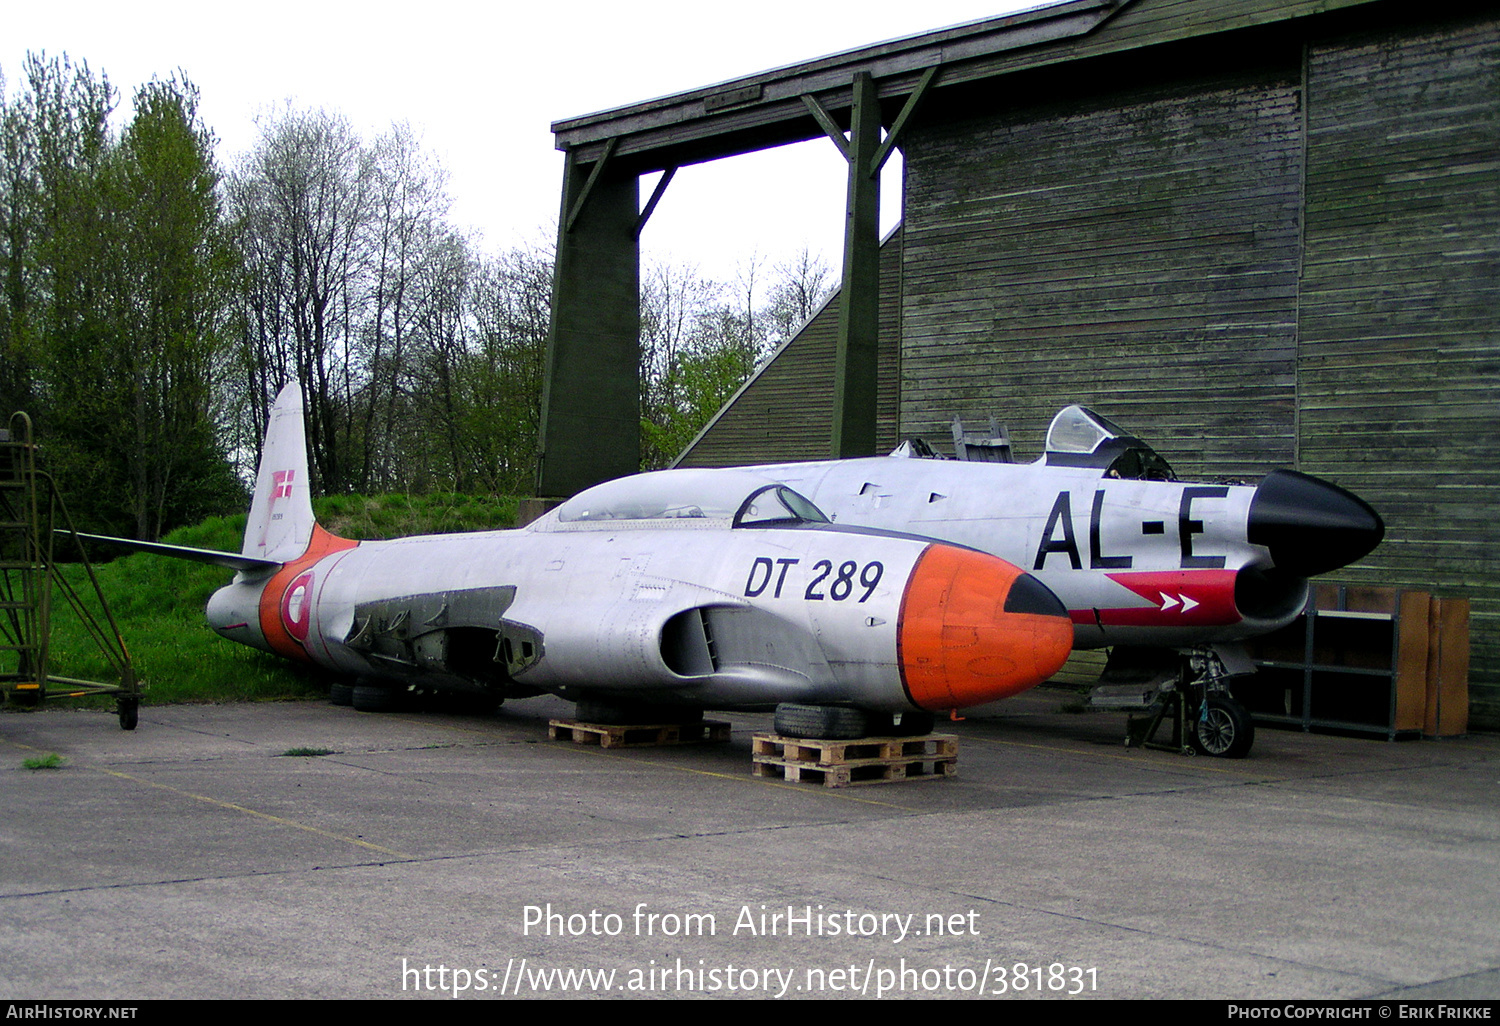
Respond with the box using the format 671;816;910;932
548;719;733;748
1426;597;1470;737
751;732;959;787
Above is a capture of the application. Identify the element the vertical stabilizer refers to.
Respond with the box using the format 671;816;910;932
243;383;315;564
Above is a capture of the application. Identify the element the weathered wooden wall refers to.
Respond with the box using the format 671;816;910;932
902;59;1305;479
1296;11;1500;728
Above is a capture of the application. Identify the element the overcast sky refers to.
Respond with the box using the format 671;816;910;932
6;0;1042;284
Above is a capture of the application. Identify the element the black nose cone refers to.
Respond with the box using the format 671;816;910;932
1248;470;1384;577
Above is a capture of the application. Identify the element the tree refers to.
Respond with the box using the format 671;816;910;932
638;260;722;469
764;247;832;347
0;57;242;537
0;70;40;414
226;107;371;494
636;251;833;469
41;72;242;538
228;111;507;496
438;242;552;494
110;76;243;537
0;54;114;419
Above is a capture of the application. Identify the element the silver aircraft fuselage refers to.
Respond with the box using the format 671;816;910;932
728;408;1384;651
204;466;1074;715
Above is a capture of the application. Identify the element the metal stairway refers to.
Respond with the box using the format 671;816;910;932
0;413;139;729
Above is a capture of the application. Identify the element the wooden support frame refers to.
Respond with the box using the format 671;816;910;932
872;65;938;175
801;95;852;160
831;72;884;458
564;137;618;234
541;0;1134;485
801;66;938;457
538;151;641;498
634;166;677;240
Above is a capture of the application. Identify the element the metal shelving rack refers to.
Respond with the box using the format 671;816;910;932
1244;585;1432;741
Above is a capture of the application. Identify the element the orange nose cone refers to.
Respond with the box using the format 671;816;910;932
898;545;1073;711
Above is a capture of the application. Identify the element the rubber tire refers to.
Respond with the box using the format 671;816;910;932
773;703;869;740
329;683;354;707
352;684;400;713
118;698;139;731
1191;696;1254;758
574;699;702;725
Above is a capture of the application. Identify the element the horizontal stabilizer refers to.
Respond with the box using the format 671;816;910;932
67;532;282;572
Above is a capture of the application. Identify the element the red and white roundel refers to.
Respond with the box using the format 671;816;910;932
280;571;315;642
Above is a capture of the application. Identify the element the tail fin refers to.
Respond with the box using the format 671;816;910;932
244;383;316;564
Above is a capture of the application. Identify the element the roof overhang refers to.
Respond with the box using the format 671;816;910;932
550;0;1133;174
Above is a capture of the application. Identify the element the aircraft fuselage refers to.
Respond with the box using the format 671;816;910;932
206;487;1073;713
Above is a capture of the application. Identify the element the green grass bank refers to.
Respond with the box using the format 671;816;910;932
42;493;519;706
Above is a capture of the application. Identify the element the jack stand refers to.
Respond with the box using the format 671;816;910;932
1126;691;1196;755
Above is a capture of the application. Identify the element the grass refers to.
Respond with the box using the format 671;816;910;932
39;492;520;707
280;747;337;757
22;752;64;770
315;492;519;540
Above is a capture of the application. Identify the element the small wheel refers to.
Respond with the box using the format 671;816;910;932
118;697;139;731
329;683;354;707
773;703;869;740
1191;696;1254;758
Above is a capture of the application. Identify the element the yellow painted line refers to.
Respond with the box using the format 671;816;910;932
94;766;413;859
0;734;412;856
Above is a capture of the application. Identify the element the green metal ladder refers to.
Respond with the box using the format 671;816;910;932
0;413;139;729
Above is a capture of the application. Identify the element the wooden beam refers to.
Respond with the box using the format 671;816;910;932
801;94;851;161
540;158;640;498
634;166;677;239
831;72;883;459
564;136;618;234
872;64;939;174
553;0;1142;170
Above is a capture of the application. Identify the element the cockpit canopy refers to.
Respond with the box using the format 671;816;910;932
1042;405;1176;481
548;469;831;529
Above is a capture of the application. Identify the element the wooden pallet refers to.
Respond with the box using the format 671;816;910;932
548;718;732;749
751;733;958;787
